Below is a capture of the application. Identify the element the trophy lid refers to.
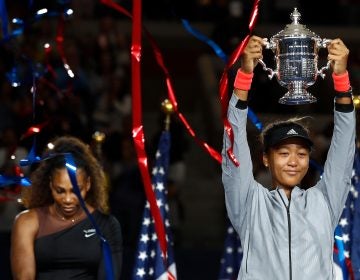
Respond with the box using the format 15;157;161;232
271;8;319;39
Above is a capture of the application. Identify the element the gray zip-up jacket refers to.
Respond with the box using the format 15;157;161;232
222;94;356;280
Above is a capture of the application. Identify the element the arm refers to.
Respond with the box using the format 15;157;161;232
222;36;265;231
316;39;356;227
97;215;123;280
11;210;39;280
330;38;353;106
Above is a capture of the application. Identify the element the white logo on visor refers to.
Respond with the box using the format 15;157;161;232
286;129;298;135
83;228;96;238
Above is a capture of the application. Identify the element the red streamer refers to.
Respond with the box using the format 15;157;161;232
20;121;49;140
56;14;66;68
219;0;260;166
38;76;65;97
101;0;222;164
130;0;169;266
145;32;222;163
333;245;355;280
43;43;58;79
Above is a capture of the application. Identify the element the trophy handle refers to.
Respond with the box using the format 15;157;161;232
318;60;331;79
258;59;276;79
258;38;277;79
317;38;332;78
318;38;332;48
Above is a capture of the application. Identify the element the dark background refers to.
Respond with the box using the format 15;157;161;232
0;0;359;279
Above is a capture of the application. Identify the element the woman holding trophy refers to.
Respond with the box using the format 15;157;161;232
222;35;355;279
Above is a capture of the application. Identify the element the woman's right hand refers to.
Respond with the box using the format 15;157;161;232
240;35;266;74
327;38;349;75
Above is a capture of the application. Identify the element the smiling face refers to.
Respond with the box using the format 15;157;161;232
50;168;90;219
263;138;310;192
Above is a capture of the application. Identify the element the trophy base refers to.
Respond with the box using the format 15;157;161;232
278;91;317;105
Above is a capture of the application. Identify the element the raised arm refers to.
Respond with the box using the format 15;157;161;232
329;38;353;105
11;210;39;280
222;36;266;231
233;35;265;101
316;38;356;227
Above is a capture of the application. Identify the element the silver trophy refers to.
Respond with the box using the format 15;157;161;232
259;8;331;105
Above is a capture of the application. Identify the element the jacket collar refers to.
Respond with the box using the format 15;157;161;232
273;186;304;205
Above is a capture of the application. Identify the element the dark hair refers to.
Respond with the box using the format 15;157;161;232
260;117;313;153
21;136;109;213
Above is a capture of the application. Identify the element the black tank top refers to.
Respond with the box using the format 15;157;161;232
34;207;122;280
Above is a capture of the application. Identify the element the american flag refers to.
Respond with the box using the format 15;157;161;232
218;219;243;280
218;149;360;280
132;130;177;280
334;147;360;280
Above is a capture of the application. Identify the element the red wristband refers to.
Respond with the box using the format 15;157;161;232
234;69;254;91
332;71;350;92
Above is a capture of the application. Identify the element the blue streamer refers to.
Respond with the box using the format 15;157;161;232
0;0;9;39
63;153;114;280
0;8;72;44
180;18;263;131
334;226;349;279
247;109;263;131
19;142;41;167
0;175;31;187
6;66;21;87
181;19;228;62
18;151;115;278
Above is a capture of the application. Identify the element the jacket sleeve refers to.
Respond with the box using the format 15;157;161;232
222;93;258;233
97;215;123;280
315;105;356;229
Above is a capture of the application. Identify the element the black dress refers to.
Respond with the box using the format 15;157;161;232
34;207;122;280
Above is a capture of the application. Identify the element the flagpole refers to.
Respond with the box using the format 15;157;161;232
92;131;106;162
132;99;178;280
353;94;359;110
161;99;174;132
354;94;359;149
161;99;178;280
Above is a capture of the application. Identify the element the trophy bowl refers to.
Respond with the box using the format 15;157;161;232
259;8;331;105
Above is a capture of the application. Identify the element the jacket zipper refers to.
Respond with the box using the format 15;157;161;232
278;190;292;280
286;202;292;280
246;235;250;273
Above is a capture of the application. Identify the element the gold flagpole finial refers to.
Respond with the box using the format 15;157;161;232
161;99;174;131
92;131;106;143
353;94;360;111
92;131;106;160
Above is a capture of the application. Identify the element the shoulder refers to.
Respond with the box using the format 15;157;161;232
12;208;39;237
14;208;38;225
303;186;326;199
93;211;122;241
94;211;121;228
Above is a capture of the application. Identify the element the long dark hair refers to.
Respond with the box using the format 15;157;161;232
21;136;109;213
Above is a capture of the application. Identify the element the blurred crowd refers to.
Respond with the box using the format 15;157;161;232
0;3;191;279
8;0;360;24
0;0;359;279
